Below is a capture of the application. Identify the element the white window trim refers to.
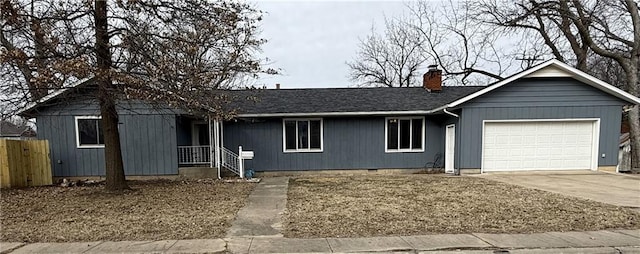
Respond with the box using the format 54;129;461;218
282;118;324;153
385;117;426;153
75;116;104;149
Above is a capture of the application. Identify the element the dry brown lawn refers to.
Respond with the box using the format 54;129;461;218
0;180;255;243
285;175;640;238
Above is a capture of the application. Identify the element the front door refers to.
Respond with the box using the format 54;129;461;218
191;122;210;163
192;123;210;146
445;124;455;173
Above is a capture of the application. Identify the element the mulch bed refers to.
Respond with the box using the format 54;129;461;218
285;175;640;238
0;179;255;242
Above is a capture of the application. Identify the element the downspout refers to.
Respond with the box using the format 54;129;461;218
443;107;461;175
443;108;459;118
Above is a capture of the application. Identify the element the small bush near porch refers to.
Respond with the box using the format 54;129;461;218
285;175;640;238
0;180;255;242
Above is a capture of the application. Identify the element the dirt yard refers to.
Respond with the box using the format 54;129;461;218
0;180;255;242
285;175;640;238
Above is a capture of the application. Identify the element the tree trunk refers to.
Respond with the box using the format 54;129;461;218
99;96;128;190
626;55;640;170
95;0;129;190
629;106;640;170
629;73;640;170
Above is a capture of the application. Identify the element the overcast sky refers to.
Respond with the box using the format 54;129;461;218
255;1;410;88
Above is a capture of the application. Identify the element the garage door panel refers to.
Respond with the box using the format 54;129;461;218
483;121;596;172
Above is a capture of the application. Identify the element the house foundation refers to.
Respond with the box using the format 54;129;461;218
178;167;219;179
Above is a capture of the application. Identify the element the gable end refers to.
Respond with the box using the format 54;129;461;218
463;77;628;108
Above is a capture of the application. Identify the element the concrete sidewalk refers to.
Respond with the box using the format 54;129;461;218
226;177;289;237
2;230;639;253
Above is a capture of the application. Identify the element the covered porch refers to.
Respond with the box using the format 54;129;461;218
175;116;250;178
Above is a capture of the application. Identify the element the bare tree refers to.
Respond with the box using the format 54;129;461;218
348;1;515;87
409;0;514;85
352;0;640;169
347;17;425;87
475;0;640;169
1;1;92;116
1;0;269;190
588;54;627;90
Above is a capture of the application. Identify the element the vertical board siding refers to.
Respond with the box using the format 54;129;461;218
223;116;445;171
458;78;627;169
36;104;178;177
459;106;623;168
465;78;625;107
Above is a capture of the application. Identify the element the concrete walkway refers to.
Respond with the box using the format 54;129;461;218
479;171;640;208
2;230;639;253
226;177;289;237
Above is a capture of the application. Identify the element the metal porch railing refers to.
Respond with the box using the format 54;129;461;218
177;145;245;178
178;145;211;165
221;146;241;176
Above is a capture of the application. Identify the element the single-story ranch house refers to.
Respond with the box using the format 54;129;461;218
18;59;640;178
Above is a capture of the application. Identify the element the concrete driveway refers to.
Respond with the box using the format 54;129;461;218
479;171;640;209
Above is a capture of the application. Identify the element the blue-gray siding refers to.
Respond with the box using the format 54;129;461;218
223;117;445;171
36;101;179;177
463;78;625;107
457;78;626;169
32;77;631;175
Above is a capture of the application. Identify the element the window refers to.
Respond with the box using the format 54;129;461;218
386;117;424;152
75;116;104;148
283;119;323;152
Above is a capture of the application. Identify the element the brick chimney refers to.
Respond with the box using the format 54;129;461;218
275;83;281;89
423;65;442;92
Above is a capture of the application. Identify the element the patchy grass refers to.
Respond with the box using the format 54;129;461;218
285;175;640;238
0;180;255;242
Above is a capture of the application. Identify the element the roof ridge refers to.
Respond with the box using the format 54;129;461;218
229;85;486;91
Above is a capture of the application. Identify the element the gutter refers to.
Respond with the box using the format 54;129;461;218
237;110;439;118
443;108;459;118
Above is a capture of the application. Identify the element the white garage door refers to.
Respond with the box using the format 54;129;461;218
483;121;597;172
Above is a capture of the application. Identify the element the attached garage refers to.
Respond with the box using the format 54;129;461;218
482;120;599;172
444;60;640;174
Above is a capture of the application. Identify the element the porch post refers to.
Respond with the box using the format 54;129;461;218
214;120;222;179
209;118;214;168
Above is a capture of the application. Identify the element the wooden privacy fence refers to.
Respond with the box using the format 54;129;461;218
0;139;52;188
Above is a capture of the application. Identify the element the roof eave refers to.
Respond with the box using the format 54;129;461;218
236;110;441;118
16;76;95;117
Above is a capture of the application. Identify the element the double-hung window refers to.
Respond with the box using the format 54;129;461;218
75;116;104;148
283;119;323;152
386;117;424;152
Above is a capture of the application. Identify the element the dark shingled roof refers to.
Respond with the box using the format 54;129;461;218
225;86;485;115
17;78;486;117
0;121;36;137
